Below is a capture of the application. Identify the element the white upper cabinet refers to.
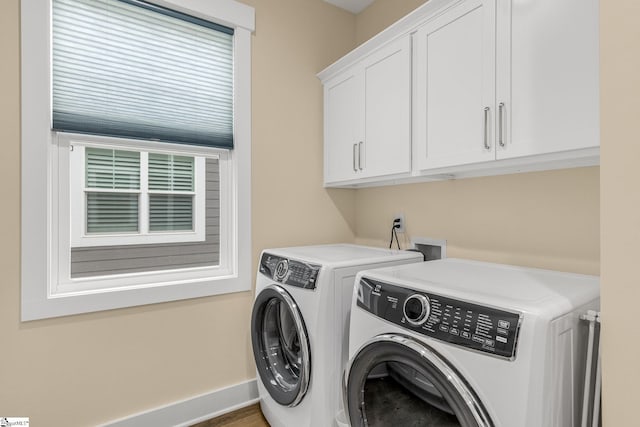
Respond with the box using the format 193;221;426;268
495;0;600;159
414;0;496;170
324;69;361;183
361;36;412;179
319;0;599;187
414;0;599;172
322;35;412;186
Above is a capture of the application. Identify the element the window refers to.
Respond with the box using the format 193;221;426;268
69;139;207;247
21;0;254;320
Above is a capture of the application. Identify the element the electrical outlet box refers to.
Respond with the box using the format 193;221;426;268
393;214;405;233
411;237;447;261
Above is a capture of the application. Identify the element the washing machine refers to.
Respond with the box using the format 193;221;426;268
251;244;423;427
343;258;599;427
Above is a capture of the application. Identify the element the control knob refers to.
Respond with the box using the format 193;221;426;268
274;259;289;281
403;294;431;326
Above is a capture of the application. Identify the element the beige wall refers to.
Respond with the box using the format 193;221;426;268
600;0;640;425
356;0;427;44
0;0;355;425
246;0;356;254
355;168;600;275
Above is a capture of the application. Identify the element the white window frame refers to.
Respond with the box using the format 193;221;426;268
67;134;207;247
21;0;254;321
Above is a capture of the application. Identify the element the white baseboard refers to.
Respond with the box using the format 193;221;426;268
100;379;259;427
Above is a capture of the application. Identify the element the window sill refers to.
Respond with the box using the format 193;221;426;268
22;270;251;321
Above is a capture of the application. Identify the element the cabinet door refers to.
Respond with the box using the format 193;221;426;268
495;0;599;159
414;0;496;171
360;35;412;178
323;69;362;184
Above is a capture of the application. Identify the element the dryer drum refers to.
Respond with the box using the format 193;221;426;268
345;334;494;427
251;284;311;407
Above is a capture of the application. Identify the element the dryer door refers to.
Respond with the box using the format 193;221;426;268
251;284;311;407
345;334;494;427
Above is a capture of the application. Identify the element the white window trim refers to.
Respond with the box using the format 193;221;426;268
56;135;233;297
67;134;207;247
21;0;254;321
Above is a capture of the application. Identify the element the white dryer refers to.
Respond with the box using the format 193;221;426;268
251;244;423;427
344;258;599;427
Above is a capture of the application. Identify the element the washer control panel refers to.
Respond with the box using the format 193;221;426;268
357;277;522;360
260;253;321;290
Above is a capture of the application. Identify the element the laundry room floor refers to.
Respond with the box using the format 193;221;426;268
190;404;269;427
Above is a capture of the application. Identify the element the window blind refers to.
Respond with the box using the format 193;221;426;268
52;0;234;148
85;147;141;233
148;153;195;232
148;153;194;192
149;195;194;231
87;193;139;233
86;147;140;189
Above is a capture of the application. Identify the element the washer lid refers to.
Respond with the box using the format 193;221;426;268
360;258;599;315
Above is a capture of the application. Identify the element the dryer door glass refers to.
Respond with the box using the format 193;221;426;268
251;285;311;407
345;335;493;427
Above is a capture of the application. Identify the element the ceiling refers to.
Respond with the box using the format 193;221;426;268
323;0;375;14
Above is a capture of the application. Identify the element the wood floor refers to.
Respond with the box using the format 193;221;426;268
191;403;270;427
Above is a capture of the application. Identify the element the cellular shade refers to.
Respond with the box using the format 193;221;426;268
52;0;234;148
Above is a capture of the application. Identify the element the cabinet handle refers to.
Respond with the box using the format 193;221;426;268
498;102;505;148
353;143;358;172
358;141;364;171
483;107;491;150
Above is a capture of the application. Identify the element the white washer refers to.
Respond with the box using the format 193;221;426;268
344;258;599;427
251;244;423;427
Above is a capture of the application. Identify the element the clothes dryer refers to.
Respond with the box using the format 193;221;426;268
344;259;599;427
251;244;423;427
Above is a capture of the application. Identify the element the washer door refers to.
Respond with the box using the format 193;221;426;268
251;284;311;407
345;334;494;427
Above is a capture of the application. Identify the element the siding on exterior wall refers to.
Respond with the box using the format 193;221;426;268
70;158;220;277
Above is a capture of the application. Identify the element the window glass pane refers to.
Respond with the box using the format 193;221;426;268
149;153;194;191
86;147;140;189
87;192;139;233
71;157;218;277
149;194;193;231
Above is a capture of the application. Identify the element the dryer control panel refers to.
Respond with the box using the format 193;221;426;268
260;253;321;290
357;277;522;360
